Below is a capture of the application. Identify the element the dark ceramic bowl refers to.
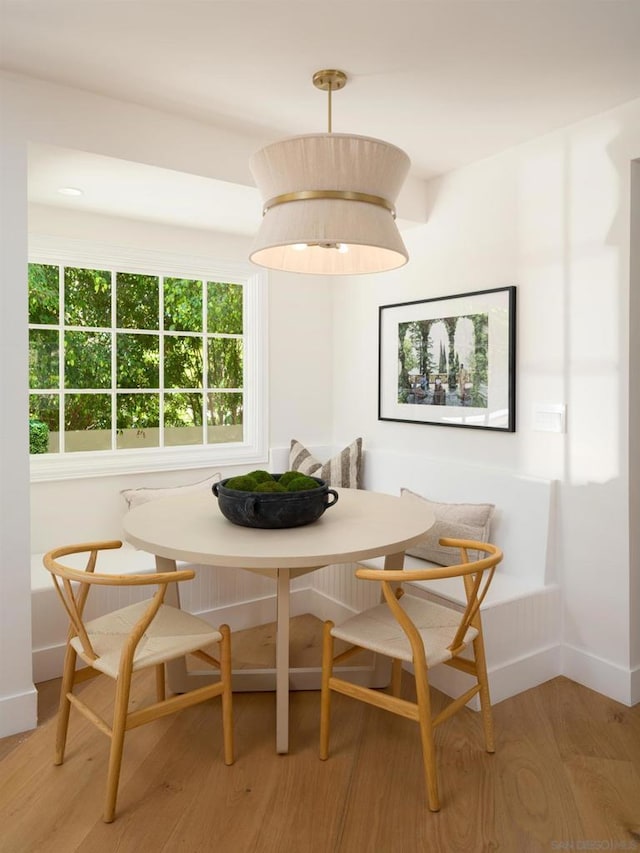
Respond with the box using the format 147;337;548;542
212;474;339;529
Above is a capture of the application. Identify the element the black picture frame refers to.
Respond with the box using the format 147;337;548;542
378;286;516;432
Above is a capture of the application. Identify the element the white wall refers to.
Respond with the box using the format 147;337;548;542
0;84;37;737
331;98;640;704
630;160;640;698
0;72;334;736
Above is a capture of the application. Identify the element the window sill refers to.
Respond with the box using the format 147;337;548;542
30;441;269;482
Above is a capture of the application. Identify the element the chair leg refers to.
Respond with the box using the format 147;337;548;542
103;670;132;823
414;666;440;812
390;658;403;697
155;664;165;702
319;620;335;760
219;624;234;766
55;643;78;765
473;634;495;753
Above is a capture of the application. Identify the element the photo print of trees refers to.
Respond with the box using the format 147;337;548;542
397;312;488;408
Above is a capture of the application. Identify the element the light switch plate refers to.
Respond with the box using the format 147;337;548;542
533;404;566;433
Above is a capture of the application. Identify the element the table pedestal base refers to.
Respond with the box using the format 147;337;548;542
156;556;393;754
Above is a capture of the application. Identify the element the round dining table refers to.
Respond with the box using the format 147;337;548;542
123;486;434;753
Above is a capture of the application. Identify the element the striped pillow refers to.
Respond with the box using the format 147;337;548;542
289;438;363;489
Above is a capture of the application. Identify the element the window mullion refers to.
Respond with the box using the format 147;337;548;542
111;269;117;451
202;279;208;446
159;276;165;448
58;264;65;453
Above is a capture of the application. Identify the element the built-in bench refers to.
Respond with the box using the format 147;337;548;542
308;449;562;705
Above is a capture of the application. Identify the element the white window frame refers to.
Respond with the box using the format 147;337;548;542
29;236;268;482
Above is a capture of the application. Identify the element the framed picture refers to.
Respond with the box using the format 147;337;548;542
378;286;516;432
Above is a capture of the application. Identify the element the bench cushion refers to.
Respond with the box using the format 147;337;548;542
357;554;545;608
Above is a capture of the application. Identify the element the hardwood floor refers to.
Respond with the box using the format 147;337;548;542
1;617;639;853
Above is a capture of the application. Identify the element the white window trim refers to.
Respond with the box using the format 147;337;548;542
29;236;269;482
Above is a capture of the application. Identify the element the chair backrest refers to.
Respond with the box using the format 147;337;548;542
42;540;195;663
355;539;503;665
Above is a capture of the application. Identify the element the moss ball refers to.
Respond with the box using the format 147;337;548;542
253;481;287;493
225;475;258;491
286;475;320;491
248;469;275;484
278;470;304;487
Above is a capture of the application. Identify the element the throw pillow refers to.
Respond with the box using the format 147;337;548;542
121;472;222;510
289;438;363;489
400;487;495;566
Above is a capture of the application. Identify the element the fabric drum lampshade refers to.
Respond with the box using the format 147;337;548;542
249;133;411;275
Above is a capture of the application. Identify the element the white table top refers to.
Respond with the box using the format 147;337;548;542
123;487;434;569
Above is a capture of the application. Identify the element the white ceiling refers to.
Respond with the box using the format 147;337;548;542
28;144;265;236
4;0;640;233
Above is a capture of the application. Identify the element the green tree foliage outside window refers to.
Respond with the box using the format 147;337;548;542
117;272;159;330
28;263;58;324
65;331;112;389
65;267;111;327
29;418;49;454
28;263;244;454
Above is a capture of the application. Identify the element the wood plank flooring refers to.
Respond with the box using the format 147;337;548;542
1;616;639;853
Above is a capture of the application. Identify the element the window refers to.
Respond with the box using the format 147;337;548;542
28;242;267;480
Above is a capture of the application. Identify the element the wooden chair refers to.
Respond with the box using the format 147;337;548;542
43;540;234;823
319;538;503;811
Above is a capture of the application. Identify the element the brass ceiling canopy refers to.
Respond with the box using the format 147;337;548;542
311;69;347;92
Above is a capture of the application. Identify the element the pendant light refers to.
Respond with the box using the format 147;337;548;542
249;69;411;275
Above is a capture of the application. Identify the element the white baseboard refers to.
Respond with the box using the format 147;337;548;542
631;665;640;706
561;644;638;707
0;686;38;738
487;644;562;704
32;643;69;685
405;644;561;710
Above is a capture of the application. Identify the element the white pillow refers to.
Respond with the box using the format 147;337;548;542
400;488;495;566
121;472;222;510
289;438;363;489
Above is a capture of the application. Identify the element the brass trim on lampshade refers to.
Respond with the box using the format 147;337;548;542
248;70;411;276
262;189;396;217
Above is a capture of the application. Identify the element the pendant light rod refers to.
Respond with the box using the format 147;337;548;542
312;69;347;134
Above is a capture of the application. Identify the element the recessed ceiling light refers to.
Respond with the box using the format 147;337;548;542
57;186;84;197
